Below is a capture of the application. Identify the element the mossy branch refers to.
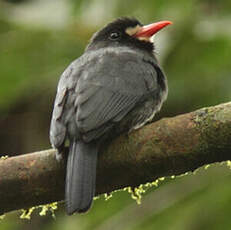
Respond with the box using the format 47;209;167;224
1;102;231;214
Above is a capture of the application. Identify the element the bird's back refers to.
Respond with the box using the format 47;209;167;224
50;46;167;149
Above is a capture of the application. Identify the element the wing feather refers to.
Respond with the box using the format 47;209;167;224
50;48;160;145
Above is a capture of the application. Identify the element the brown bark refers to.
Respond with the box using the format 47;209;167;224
0;102;231;214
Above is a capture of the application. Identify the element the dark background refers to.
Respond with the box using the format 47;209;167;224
0;0;231;229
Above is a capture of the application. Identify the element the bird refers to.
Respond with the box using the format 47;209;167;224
50;17;172;215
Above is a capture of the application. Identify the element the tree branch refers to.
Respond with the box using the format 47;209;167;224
1;102;231;214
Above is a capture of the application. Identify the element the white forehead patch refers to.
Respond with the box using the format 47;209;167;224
125;25;152;42
125;25;141;36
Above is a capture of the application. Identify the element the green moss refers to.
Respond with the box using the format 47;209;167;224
226;161;231;169
39;202;58;219
20;202;58;220
93;195;100;201
20;208;35;220
120;177;167;205
204;164;211;170
122;161;230;206
0;155;8;160
12;160;231;221
104;193;113;201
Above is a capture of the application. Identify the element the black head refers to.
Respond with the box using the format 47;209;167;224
86;17;154;53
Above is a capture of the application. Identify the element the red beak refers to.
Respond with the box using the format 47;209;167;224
134;20;172;38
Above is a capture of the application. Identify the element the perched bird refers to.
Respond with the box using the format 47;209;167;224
50;17;172;215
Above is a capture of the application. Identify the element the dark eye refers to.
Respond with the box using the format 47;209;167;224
109;31;121;40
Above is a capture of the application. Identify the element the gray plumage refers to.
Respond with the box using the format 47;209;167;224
50;17;168;215
65;140;98;214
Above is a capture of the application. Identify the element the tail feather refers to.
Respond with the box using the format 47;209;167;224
65;140;98;215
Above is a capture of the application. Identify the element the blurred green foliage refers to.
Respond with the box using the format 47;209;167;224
0;18;84;110
0;0;231;229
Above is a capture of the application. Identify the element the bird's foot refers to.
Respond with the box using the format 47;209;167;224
55;147;65;162
55;151;63;162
